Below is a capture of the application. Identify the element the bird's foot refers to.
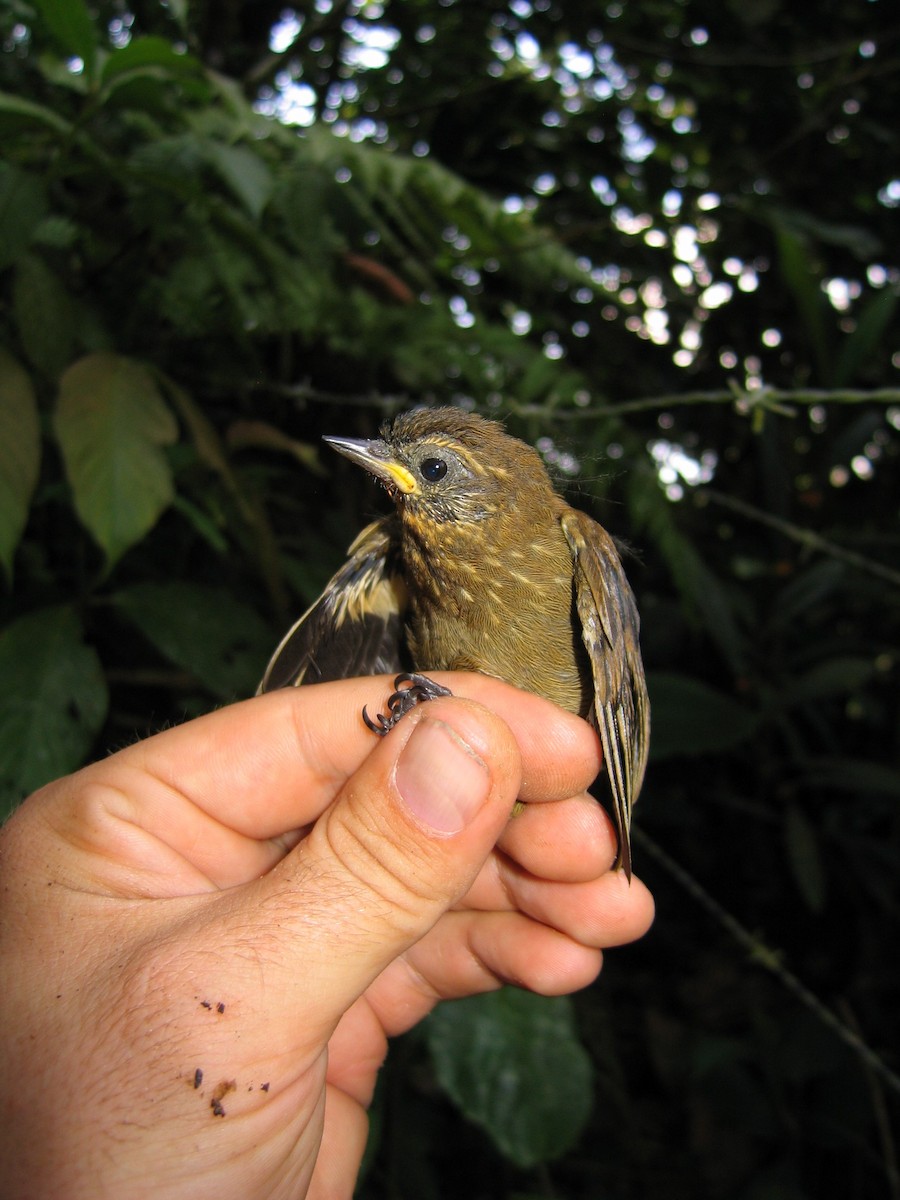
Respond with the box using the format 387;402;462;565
363;672;453;736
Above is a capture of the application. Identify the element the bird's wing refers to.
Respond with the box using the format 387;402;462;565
258;517;409;692
561;508;650;879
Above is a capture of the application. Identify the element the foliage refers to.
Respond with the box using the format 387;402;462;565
426;990;593;1168
1;1;898;1197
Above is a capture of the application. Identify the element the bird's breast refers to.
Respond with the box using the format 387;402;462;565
400;514;591;716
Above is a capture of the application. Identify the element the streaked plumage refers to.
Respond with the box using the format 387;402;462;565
259;408;649;878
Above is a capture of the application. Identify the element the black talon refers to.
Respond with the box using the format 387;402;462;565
362;705;392;735
362;673;454;736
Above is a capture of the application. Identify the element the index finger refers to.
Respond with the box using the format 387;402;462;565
127;674;601;839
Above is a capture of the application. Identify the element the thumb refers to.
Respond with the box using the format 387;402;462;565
254;697;521;1031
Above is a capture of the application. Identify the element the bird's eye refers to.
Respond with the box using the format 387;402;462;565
420;456;448;482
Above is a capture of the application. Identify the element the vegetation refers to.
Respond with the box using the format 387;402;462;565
2;1;898;1196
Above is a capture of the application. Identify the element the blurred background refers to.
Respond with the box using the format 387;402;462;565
1;2;898;1196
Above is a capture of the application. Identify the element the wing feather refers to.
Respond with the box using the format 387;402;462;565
258;517;408;692
561;509;649;879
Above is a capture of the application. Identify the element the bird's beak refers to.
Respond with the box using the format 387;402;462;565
323;435;418;494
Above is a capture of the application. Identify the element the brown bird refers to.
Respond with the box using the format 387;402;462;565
259;407;649;878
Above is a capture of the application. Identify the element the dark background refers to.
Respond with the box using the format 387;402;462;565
2;2;898;1196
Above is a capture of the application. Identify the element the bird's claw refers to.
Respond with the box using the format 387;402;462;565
362;672;453;736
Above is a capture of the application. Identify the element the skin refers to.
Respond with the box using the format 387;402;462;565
0;674;654;1200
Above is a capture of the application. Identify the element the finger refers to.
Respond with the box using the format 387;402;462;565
486;863;656;949
439;674;602;801
307;1086;369;1200
415;908;605;995
363;910;605;1038
28;676;599;896
205;697;528;1047
495;792;617;882
461;824;655;943
123;674;600;839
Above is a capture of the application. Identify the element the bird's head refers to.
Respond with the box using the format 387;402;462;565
324;407;554;526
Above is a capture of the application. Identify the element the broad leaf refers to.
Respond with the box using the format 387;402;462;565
834;286;899;387
54;353;178;564
203;141;274;219
426;990;593;1168
784;804;827;913
113;582;272;699
100;35;204;84
796;757;900;799
770;560;845;629
12;253;76;378
648;672;759;759
0;352;40;582
99;37;209;110
0;163;47;269
782;656;876;705
34;0;98;80
0;89;74;137
627;468;749;676
0;606;107;817
773;223;831;382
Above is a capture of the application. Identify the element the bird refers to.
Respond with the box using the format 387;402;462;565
258;407;649;879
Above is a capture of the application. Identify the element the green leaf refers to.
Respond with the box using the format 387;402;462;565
97;36;209;111
796;757;900;799
202;141;273;219
112;582;272;699
0;351;41;583
0;89;75;135
54;353;178;564
833;286;899;387
100;35;203;84
647;672;759;759
32;214;80;250
782;656;876;706
773;224;831;381
34;0;98;81
627;467;748;675
516;352;567;405
768;204;882;260
12;252;76;378
0;164;48;269
425;990;593;1168
0;606;108;817
170;496;229;555
784;804;827;913
769;560;845;629
35;50;91;93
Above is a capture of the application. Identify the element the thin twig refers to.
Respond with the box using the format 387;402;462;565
837;999;900;1200
701;489;900;588
633;827;900;1100
234;381;900;418
514;386;900;419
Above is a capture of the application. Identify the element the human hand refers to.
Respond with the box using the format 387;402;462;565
0;675;654;1199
